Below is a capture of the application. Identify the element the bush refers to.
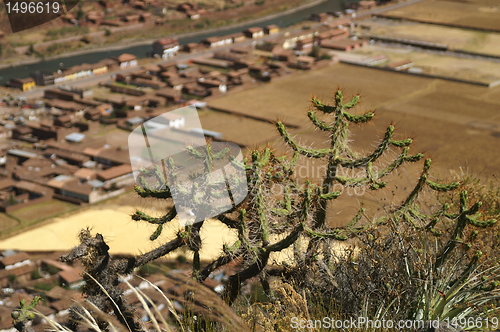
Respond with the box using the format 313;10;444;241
31;269;42;280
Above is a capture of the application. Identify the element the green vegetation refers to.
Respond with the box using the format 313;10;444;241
0;200;78;239
45;26;89;38
33;282;55;291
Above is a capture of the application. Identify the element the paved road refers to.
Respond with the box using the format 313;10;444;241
14;0;425;100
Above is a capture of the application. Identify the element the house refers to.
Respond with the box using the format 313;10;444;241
226;68;250;85
12;180;54;205
84;146;130;166
59;178;95;204
86;10;102;24
42;148;90;166
166;76;197;91
296;37;315;50
186;9;201;19
155;87;181;103
310;12;330;22
293;55;316;69
281;30;317;49
177;2;197;12
244;27;264;39
134;1;146;9
30;70;55;86
85;108;101;121
264;24;279;35
122;14;140;24
45;99;85;113
387;59;413;71
53;115;72;127
142;64;162;76
198;78;227;93
125;116;145;128
114;54;138;69
183;43;205;53
153;38;180;58
92;61;109;75
74;168;97;181
316;28;349;43
65;132;86;143
99;58;120;71
320;39;367;51
140;12;152;22
12;126;33;140
192;58;232;68
366;54;389;66
44;88;75;101
130;78;167;89
0;251;33;283
58;266;84;289
8;77;36;91
272;47;296;62
96;103;113;116
97;164;133;182
201;36;232;48
227;32;246;43
0;251;31;269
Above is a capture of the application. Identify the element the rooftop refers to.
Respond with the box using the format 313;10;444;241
65;132;86;143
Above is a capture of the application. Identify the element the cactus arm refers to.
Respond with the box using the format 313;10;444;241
347;207;366;228
390;138;413;147
271;187;293;216
131;207;177;225
343;111;375;124
319;191;342;200
339;125;395;168
277;121;332;158
198;249;243;282
308;111;334;131
302;223;348;240
266;223;304;252
426;180;460;192
400;159;433;209
224;250;270;304
134;236;186;268
134;185;172;199
311;97;337;113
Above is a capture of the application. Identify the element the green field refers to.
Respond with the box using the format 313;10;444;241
0;200;78;239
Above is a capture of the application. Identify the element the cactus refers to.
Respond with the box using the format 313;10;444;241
53;90;497;330
11;296;41;332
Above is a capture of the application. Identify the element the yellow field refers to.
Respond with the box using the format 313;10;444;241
351;44;500;85
380;0;500;31
363;20;500;56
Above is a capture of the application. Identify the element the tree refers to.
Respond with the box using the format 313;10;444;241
30;90;497;331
